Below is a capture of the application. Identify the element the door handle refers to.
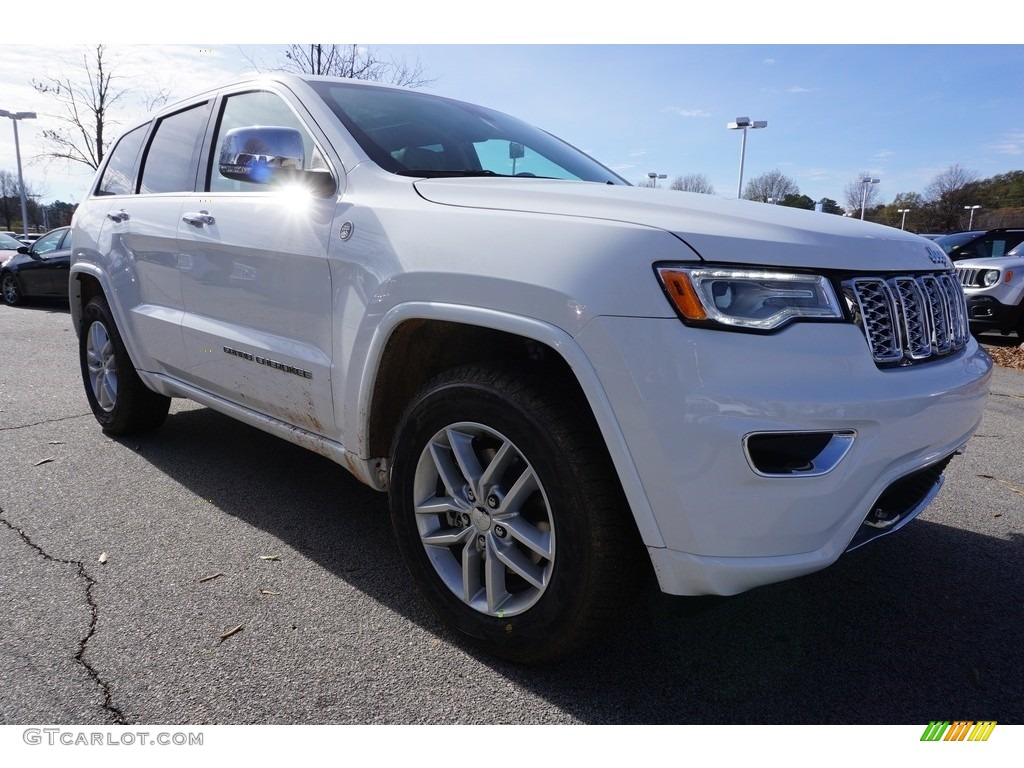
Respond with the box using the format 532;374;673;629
106;209;130;223
182;211;216;227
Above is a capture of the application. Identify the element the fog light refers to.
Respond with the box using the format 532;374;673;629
744;431;856;477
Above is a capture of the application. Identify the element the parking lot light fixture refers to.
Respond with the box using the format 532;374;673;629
859;177;880;220
964;205;982;229
0;109;37;238
897;208;911;230
647;172;667;188
727;117;767;199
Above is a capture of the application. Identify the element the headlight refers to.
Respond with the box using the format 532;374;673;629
982;269;1000;287
655;266;843;331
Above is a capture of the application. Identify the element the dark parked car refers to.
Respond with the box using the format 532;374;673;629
1;226;72;305
934;228;1024;261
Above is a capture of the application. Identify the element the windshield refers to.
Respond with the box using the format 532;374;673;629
309;80;627;184
934;231;984;255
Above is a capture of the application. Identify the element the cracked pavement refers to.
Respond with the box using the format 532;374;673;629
1;303;1022;725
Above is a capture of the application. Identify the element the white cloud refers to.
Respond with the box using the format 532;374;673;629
664;107;711;118
787;86;816;94
988;132;1024;155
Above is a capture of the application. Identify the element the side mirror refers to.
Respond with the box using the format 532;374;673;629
218;126;336;196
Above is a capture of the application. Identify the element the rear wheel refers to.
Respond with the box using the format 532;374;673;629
79;296;170;434
389;363;642;663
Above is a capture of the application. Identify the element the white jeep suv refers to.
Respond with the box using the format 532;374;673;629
70;74;992;662
955;244;1024;338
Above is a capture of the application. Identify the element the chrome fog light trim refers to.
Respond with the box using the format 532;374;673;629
743;430;856;478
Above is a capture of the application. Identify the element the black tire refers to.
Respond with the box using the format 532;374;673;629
1;271;21;306
388;363;642;663
79;295;171;434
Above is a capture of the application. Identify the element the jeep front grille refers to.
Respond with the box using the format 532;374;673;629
842;273;969;366
955;267;985;288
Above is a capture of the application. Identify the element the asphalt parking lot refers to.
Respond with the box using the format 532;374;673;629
1;301;1022;725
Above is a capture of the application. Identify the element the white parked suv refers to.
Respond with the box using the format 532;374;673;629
69;74;992;662
955;244;1024;338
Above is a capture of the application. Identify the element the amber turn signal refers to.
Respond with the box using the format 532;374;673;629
657;269;707;321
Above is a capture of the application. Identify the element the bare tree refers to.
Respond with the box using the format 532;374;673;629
278;44;433;88
0;170;43;230
0;170;20;229
743;170;798;202
924;163;981;231
31;45;170;172
670;173;716;195
843;173;883;218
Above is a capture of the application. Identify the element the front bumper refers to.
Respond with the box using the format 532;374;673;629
964;294;1024;332
576;317;992;596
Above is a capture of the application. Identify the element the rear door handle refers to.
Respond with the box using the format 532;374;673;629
182;211;216;227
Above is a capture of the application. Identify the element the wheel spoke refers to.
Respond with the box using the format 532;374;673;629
492;542;546;590
501;516;553;561
478;440;515;489
414;496;463;517
422;524;473;548
445;427;483;488
428;439;468;499
461;539;483;604
501;465;539;514
100;371;117;410
484;538;511;612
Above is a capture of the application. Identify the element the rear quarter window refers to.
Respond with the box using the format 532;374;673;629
95;124;149;196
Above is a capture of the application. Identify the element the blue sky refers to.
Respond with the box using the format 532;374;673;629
2;8;1021;211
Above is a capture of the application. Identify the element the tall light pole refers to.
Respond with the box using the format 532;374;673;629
0;109;37;238
859;176;880;220
646;172;667;188
727;117;767;199
897;208;911;230
964;204;981;229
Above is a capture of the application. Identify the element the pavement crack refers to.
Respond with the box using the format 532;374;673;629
992;392;1024;401
977;474;1024;498
0;413;94;432
0;509;127;724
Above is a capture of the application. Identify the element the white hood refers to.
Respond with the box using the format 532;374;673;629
413;178;952;273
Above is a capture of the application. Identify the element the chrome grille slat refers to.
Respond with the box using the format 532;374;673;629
956;267;980;287
844;272;969;367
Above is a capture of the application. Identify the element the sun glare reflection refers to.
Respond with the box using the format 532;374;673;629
274;183;315;215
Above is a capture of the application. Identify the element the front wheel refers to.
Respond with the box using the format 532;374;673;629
1;272;21;306
79;296;171;434
389;364;642;663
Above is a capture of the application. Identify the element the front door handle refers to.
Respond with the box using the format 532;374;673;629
182;211;216;227
106;209;130;223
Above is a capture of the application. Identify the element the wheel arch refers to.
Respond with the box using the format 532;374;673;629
70;266;109;336
356;304;666;548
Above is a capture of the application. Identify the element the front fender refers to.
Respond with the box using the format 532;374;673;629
348;301;667;549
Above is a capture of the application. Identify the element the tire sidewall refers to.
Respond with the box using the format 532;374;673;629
390;377;597;662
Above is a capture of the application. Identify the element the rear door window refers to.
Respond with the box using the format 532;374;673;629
138;102;212;194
